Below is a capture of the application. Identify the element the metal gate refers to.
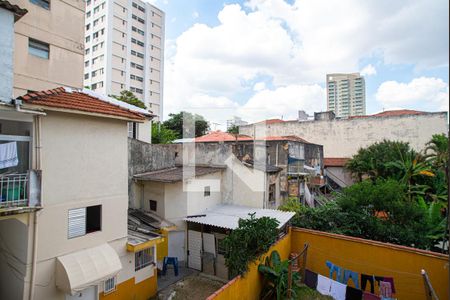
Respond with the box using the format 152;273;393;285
188;230;202;270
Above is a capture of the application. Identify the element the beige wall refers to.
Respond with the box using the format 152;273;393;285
11;0;85;96
240;113;449;157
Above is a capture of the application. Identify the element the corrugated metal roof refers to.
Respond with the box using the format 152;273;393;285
184;204;295;230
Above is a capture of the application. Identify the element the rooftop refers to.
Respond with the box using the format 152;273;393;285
323;157;350;167
0;0;27;21
133;166;225;183
195;131;310;144
19;87;151;122
349;109;428;119
184;204;295;230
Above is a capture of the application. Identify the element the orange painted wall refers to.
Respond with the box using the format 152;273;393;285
99;273;157;300
207;229;292;300
291;228;449;300
157;229;169;261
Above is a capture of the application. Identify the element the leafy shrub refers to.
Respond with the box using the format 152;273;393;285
223;214;279;277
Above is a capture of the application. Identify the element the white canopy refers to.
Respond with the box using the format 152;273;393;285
56;243;122;295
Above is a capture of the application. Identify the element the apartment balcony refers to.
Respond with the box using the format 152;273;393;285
0;170;41;216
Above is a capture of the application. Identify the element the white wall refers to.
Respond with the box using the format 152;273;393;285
240;113;449;157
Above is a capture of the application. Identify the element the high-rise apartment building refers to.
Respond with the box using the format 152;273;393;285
83;0;165;120
326;73;366;118
11;0;85;96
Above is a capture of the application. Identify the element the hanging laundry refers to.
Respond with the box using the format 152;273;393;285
343;269;360;289
363;291;381;300
326;260;344;282
317;274;332;296
305;269;318;289
361;274;383;294
345;286;363;300
379;281;392;298
330;279;347;300
0;142;19;169
381;277;396;293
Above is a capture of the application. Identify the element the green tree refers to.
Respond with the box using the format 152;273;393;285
151;122;177;144
110;90;146;109
425;134;449;172
163;111;209;139
223;214;279;277
346;140;415;181
227;124;239;134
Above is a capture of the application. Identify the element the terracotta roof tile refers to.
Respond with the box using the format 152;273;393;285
324;157;350;167
0;0;27;21
195;131;311;144
19;87;146;121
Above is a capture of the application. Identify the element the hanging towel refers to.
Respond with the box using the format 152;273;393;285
381;277;396;293
361;274;383;293
317;274;332;296
379;281;392;298
305;269;318;289
330;279;347;300
345;286;363;300
0;142;18;169
343;270;360;289
363;291;381;300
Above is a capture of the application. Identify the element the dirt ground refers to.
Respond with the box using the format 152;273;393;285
155;273;225;300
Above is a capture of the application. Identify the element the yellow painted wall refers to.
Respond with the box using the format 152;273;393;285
99;274;157;300
157;229;169;261
291;228;449;300
207;229;292;300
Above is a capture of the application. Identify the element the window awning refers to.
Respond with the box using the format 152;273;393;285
55;243;122;295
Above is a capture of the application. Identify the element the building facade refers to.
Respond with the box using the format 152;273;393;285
11;0;85;97
83;0;165;120
326;73;366;118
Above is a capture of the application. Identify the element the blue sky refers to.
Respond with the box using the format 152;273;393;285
150;0;449;127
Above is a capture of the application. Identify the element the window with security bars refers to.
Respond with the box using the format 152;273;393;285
104;277;116;294
135;247;154;271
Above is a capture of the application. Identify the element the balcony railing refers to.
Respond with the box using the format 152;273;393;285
0;170;41;209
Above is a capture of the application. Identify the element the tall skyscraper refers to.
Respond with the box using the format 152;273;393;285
83;0;164;119
326;73;366;118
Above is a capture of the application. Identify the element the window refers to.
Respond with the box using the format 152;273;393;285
149;200;157;211
87;11;91;18
85;48;90;55
86;36;90;43
85;61;89;67
86;24;90;31
130;87;143;94
204;186;211;197
131;62;144;70
131;38;144;47
104;277;116;294
135;247;154;271
268;183;276;203
128;122;138;139
30;0;49;10
84;73;89;79
28;39;50;59
68;205;102;238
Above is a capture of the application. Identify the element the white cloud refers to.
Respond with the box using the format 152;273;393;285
361;64;377;76
164;1;449;124
376;77;449;111
253;82;266;91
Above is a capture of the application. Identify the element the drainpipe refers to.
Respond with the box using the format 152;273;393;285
13;99;46;116
29;115;42;300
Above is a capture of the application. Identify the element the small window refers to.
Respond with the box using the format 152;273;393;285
128;122;138;139
68;205;102;239
86;205;102;233
104;277;116;294
30;0;50;10
84;73;89;79
204;186;211;197
135;247;154;271
149;200;157;211
268;183;276;203
29;39;50;59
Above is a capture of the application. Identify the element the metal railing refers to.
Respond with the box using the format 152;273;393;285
0;173;28;208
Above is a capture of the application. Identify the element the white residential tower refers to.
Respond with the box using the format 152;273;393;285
326;73;366;118
83;0;164;120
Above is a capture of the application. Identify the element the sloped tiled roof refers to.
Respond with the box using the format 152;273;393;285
0;0;27;21
324;157;350;167
134;166;225;182
195;131;253;142
19;87;147;121
260;118;285;124
195;131;311;144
